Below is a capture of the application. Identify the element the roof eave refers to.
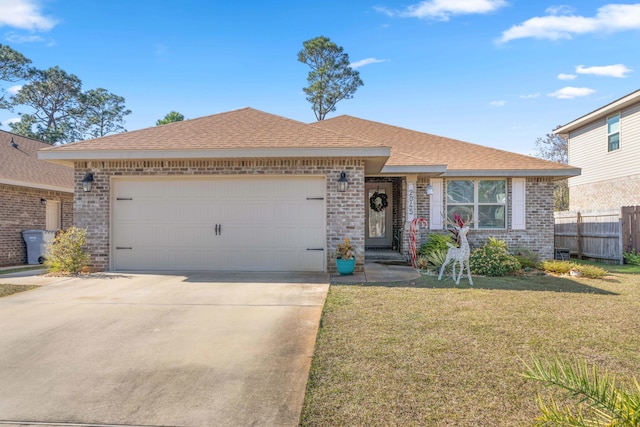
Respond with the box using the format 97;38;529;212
0;178;73;193
38;147;392;173
555;89;640;134
441;168;581;178
379;165;448;175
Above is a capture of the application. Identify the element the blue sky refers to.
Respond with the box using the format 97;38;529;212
0;0;639;155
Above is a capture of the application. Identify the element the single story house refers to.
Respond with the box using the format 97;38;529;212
39;108;579;273
555;88;640;211
1;131;74;267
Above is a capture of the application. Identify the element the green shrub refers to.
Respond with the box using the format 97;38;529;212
419;233;455;257
623;249;640;266
540;260;572;274
511;247;540;269
469;239;521;277
486;236;508;250
45;227;90;274
422;248;451;272
575;264;607;279
540;260;607;279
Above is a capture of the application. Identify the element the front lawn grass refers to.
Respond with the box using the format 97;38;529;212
301;270;640;426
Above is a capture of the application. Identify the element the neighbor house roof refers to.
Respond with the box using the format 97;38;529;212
313;115;580;177
38;107;579;177
0;131;74;193
555;88;640;134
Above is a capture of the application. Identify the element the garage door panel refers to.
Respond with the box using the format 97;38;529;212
113;177;326;271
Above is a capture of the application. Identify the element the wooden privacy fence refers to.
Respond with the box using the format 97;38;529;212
554;209;628;264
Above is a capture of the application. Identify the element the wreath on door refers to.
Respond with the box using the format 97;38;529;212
369;191;388;212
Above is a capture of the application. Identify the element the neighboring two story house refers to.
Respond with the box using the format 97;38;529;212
555;89;640;211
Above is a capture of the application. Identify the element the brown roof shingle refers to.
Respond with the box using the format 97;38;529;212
45;107;382;151
0;131;73;192
313;115;577;173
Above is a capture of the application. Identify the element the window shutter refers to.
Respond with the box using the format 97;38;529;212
430;178;444;229
511;178;526;230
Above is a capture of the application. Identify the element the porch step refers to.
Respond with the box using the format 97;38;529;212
365;249;409;265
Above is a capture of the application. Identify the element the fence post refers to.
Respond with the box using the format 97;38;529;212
576;211;582;260
619;207;624;265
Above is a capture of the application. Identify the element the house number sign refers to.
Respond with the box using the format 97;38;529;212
407;183;416;222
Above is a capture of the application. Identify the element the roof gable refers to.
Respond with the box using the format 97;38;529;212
555;89;640;134
0;131;73;192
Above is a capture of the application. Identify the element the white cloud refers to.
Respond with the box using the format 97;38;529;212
0;0;56;31
548;86;595;99
5;31;43;43
7;85;22;94
557;73;577;80
2;117;21;126
350;58;386;69
498;3;640;43
520;93;540;99
490;100;506;106
576;64;632;78
545;5;575;15
376;0;507;21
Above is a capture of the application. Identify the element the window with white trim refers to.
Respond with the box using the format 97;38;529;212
607;113;620;152
446;179;506;229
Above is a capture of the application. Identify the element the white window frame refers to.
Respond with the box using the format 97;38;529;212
446;179;507;229
607;113;620;152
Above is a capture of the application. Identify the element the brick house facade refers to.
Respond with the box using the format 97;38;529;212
1;131;74;267
40;108;577;273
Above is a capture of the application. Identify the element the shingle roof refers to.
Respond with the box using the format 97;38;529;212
313;115;578;174
39;107;579;177
0;131;73;192
44;107;382;151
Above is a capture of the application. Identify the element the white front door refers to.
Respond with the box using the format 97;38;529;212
112;176;326;272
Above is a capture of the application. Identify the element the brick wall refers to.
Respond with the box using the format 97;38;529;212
412;177;555;260
570;173;640;211
74;159;366;273
0;184;73;267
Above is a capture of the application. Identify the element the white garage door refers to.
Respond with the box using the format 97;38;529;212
112;176;326;272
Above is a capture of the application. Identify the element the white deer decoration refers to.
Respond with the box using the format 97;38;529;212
438;224;473;286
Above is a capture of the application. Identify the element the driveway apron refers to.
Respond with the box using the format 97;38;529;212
0;272;329;427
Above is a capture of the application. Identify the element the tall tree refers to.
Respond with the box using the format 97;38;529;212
156;111;184;125
0;44;32;108
9;66;82;144
297;36;363;121
75;88;131;139
535;127;569;211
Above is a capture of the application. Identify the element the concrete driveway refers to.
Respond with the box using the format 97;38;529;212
0;272;329;427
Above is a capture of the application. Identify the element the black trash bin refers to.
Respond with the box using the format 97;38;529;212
22;230;56;264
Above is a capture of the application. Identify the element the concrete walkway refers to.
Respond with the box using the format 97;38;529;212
0;272;329;427
330;261;421;284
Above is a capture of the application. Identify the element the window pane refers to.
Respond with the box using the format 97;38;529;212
608;133;620;151
608;114;620;134
478;180;506;203
479;205;505;228
447;205;473;225
447;180;474;203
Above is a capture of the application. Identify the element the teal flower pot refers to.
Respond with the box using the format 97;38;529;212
336;258;355;275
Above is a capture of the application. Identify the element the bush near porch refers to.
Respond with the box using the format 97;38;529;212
301;266;640;426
